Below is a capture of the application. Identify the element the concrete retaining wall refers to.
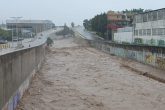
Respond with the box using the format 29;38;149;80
0;44;46;110
88;40;165;70
74;30;165;70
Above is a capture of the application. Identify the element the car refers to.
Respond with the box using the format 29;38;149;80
18;38;24;41
0;38;7;44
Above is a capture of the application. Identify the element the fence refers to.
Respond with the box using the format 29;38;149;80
0;44;10;49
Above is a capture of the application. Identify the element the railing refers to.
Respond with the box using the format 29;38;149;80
0;44;10;49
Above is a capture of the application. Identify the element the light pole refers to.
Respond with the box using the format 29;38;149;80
10;17;22;48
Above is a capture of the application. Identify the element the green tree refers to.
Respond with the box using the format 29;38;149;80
46;37;53;46
122;8;145;14
71;22;75;28
83;19;91;30
0;28;12;41
90;13;107;37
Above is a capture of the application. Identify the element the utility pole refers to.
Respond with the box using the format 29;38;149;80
11;24;14;47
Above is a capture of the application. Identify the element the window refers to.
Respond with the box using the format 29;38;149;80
143;14;148;22
158;10;164;20
136;15;142;23
153;12;158;21
157;28;165;35
122;15;126;19
143;29;147;36
135;30;138;36
163;9;165;19
147;29;151;36
148;13;152;21
152;28;165;36
139;29;142;36
152;28;157;35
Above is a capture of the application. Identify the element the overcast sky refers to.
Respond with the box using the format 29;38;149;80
0;0;164;26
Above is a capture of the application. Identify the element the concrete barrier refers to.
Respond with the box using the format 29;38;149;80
0;43;46;110
88;40;165;70
0;44;10;49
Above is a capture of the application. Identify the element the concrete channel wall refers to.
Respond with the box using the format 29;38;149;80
88;40;165;70
0;44;46;110
75;29;165;70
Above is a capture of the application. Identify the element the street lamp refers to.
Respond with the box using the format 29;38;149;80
10;17;22;48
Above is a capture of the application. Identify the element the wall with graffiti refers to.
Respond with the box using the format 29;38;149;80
0;44;46;110
89;40;165;70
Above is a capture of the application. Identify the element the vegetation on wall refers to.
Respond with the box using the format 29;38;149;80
150;39;156;45
134;38;143;44
158;40;165;46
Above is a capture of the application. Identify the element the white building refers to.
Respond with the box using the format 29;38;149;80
133;8;165;45
114;27;133;43
6;20;55;34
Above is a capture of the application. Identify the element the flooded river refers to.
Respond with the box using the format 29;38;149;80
17;36;165;110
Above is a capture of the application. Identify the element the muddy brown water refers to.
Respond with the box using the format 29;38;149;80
17;37;165;110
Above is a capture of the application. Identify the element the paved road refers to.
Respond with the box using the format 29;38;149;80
73;26;104;41
0;28;61;55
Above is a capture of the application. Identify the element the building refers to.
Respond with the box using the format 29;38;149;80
107;11;132;40
6;20;55;34
133;8;165;46
107;11;131;24
114;27;133;43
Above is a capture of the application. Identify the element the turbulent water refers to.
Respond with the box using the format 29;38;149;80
17;36;165;110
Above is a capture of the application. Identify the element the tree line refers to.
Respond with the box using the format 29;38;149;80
83;13;107;38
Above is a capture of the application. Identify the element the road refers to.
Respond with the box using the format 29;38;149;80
0;28;60;56
73;26;104;41
16;35;165;110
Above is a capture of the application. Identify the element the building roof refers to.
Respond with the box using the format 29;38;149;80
6;20;54;24
135;8;165;15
